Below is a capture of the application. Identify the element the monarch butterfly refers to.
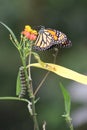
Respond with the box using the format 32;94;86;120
34;26;72;50
19;67;27;98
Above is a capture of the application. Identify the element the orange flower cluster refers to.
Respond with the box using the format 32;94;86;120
22;25;38;41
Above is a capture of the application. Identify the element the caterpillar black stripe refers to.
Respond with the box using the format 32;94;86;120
19;67;27;98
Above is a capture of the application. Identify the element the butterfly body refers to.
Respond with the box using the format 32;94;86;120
34;27;72;50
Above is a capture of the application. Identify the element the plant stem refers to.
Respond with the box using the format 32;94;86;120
19;44;39;130
0;97;30;103
28;48;39;130
70;124;74;130
31;97;39;130
69;120;74;130
34;71;49;96
66;116;74;130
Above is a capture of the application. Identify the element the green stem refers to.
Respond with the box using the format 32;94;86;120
70;124;74;130
69;120;74;130
0;97;30;103
28;47;39;130
31;97;39;130
19;46;39;130
65;116;74;130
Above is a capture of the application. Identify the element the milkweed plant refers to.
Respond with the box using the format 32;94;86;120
0;21;87;130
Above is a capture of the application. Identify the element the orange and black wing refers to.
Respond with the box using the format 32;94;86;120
55;30;72;48
34;27;72;50
34;28;55;50
47;29;72;48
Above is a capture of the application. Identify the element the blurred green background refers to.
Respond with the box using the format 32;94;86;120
0;0;87;130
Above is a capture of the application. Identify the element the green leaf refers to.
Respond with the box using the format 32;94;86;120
16;71;21;96
59;82;71;116
59;83;74;130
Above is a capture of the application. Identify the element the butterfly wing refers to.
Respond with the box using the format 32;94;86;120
47;29;72;48
34;27;72;50
56;30;72;47
34;28;55;50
